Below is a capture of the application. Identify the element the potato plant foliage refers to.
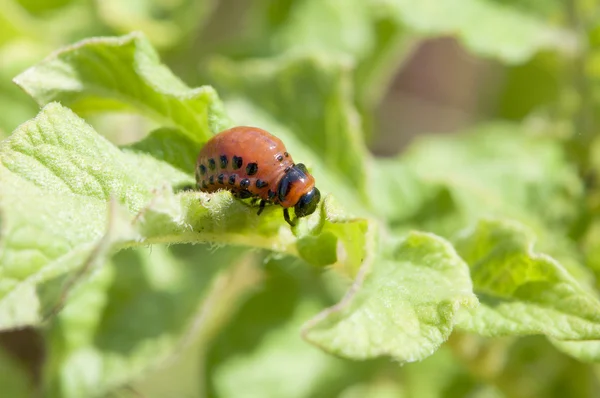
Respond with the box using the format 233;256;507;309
0;0;599;397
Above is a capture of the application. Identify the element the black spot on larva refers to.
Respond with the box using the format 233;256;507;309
232;156;243;169
199;164;207;175
220;155;228;169
256;179;268;188
201;180;208;189
228;174;237;185
209;175;215;185
246;162;258;176
284;152;289;157
240;178;250;189
238;190;253;199
208;158;216;170
276;154;284;162
267;190;276;200
218;174;225;184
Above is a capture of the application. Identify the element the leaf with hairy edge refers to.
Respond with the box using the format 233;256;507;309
0;104;143;329
455;219;600;340
303;232;477;362
13;32;231;143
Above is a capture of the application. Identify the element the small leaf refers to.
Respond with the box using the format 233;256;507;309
303;232;477;362
14;32;231;143
455;219;600;340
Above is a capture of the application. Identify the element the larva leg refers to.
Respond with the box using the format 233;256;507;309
234;190;253;199
257;200;266;216
283;208;296;226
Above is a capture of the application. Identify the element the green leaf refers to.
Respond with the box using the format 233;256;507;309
123;127;198;174
42;244;245;398
209;54;370;204
0;103;147;329
455;219;600;340
376;123;589;290
303;232;477;362
375;123;583;238
367;158;435;224
13;32;231;144
382;0;578;63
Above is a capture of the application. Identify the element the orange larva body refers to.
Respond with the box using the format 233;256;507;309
195;127;321;225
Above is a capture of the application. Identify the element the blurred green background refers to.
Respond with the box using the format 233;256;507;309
1;0;600;397
0;0;577;150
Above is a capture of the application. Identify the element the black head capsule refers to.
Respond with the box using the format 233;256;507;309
294;187;321;218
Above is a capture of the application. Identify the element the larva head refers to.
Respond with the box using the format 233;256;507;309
277;163;321;217
294;186;321;217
